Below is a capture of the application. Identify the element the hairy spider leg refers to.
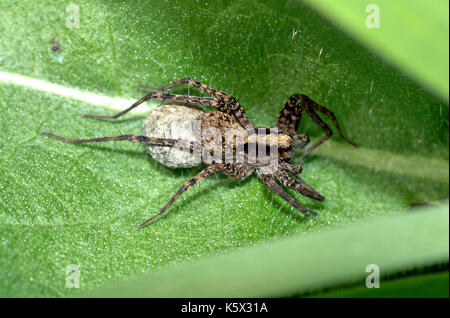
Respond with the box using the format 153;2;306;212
41;132;197;151
278;162;323;200
297;105;346;162
275;170;324;201
277;94;306;134
313;100;358;148
83;92;220;119
259;174;318;216
139;163;225;227
223;163;254;180
139;77;251;128
279;161;303;175
277;94;357;161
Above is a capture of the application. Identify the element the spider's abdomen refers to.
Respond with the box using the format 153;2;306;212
142;103;205;168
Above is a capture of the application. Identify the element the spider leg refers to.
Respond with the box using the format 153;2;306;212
313;101;358;148
139;163;225;227
298;106;334;161
280;161;303;175
259;174;318;215
275;170;324;201
277;94;357;160
83;91;219;119
41;132;197;150
277;94;305;134
299;99;357;161
279;162;323;200
139;77;221;96
223;163;254;180
140;77;251;128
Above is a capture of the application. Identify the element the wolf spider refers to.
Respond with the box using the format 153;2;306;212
42;77;357;227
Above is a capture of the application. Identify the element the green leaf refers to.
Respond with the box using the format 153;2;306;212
303;0;449;101
89;206;449;297
0;0;448;297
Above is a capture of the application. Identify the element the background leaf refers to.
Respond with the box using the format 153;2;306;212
303;0;449;101
90;206;449;297
0;0;448;297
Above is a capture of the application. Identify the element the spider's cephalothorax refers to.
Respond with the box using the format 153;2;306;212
42;77;357;227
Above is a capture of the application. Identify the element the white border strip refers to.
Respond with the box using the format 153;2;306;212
0;70;155;114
